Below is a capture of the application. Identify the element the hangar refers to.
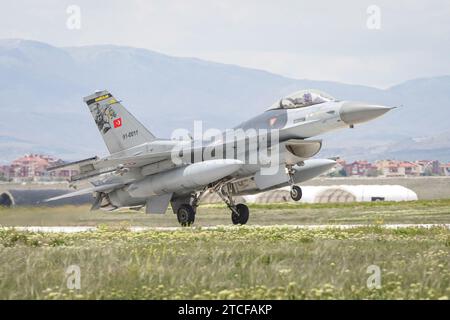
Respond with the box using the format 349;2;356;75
246;185;418;204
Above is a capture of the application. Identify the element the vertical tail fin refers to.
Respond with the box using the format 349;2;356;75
84;90;156;154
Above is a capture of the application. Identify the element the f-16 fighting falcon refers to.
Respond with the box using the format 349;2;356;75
46;89;393;226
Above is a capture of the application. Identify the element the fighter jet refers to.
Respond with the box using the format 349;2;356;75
47;89;393;226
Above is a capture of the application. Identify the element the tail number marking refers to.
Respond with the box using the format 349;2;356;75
123;130;139;140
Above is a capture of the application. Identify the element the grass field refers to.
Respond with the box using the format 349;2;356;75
0;200;449;299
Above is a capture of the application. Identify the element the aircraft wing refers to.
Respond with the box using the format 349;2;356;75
92;150;173;170
47;148;192;182
47;138;321;183
47;156;99;171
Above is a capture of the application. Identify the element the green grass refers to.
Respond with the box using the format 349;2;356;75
1;199;450;227
0;226;449;299
1;200;450;299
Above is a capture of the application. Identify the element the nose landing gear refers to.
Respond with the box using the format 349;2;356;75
286;164;303;201
290;185;302;201
231;203;249;225
215;183;249;225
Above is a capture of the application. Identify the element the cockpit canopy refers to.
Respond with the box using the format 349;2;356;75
268;89;336;110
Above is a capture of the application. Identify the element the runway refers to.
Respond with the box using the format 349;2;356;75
2;224;450;233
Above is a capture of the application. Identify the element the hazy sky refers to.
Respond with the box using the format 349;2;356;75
1;0;449;88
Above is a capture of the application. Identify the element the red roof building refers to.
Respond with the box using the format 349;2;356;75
344;160;379;177
2;154;78;182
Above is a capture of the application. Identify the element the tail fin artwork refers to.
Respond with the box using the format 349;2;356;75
84;90;156;154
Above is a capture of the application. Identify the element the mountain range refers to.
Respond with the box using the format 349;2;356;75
1;38;449;163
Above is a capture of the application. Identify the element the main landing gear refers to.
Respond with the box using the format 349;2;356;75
177;204;195;226
175;183;249;226
215;183;249;225
231;203;249;225
286;164;303;202
175;188;206;226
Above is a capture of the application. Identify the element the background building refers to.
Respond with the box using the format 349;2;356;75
0;154;77;182
327;159;449;178
344;161;379;177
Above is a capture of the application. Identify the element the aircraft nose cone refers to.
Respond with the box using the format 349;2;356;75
340;102;393;125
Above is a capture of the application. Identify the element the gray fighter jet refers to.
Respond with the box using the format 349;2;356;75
47;89;393;226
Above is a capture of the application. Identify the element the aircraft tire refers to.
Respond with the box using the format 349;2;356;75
177;204;195;226
231;203;249;225
290;185;302;201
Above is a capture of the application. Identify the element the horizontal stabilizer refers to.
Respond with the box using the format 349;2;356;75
47;156;99;171
44;182;123;202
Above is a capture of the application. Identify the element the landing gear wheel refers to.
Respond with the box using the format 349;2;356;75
231;203;249;225
290;185;302;201
177;204;195;226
